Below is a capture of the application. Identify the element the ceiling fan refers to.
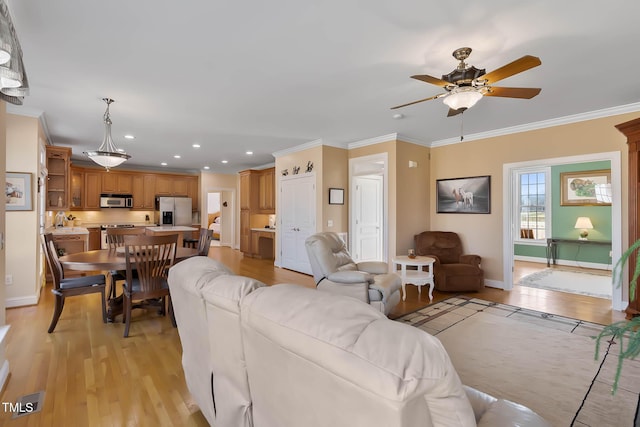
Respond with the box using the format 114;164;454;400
391;47;541;117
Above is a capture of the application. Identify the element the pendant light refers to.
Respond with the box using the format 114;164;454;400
0;0;29;105
84;98;131;171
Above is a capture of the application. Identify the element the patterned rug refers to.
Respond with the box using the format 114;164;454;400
518;268;612;299
396;297;640;426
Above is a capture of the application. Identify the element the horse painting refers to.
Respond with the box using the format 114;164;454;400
453;188;473;209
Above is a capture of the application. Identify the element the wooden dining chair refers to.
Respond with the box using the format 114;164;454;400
195;228;214;256
105;227;145;299
41;233;107;333
122;234;178;337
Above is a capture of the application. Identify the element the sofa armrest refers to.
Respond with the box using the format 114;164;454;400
327;270;373;284
356;261;389;275
460;254;481;267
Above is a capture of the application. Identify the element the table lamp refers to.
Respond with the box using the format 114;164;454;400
574;217;593;240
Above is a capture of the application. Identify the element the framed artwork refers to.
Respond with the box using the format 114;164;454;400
436;175;491;214
560;169;611;206
328;188;344;205
6;172;33;211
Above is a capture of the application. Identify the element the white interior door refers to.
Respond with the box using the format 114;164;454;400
353;175;383;261
280;174;316;274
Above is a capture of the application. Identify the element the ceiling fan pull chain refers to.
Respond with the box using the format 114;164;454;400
460;113;464;141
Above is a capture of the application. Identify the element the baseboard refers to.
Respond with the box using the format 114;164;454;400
484;279;504;289
514;255;611;271
5;294;40;308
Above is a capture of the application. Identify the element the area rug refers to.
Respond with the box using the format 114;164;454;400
518;268;612;299
396;297;640;426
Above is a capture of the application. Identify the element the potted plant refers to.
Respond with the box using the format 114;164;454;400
594;239;640;393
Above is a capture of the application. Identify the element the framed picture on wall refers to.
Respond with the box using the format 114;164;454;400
6;172;33;211
328;188;344;205
560;169;611;206
436;175;491;214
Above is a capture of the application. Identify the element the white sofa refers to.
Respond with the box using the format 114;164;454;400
168;257;550;427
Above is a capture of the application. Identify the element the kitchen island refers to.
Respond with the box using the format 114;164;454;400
145;225;198;247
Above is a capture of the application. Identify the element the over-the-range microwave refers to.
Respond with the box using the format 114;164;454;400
100;194;133;208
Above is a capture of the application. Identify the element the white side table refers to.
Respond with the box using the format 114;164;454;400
392;255;435;301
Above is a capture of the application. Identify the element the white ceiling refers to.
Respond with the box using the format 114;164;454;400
6;1;640;173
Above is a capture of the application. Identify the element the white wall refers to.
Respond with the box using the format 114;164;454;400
207;192;221;213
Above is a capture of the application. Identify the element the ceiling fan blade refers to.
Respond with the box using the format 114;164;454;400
411;74;451;87
447;107;466;117
484;87;542;99
390;93;445;110
479;55;541;85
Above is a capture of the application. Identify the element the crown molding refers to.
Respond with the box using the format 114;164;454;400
272;138;346;158
347;133;397;149
430;102;640;148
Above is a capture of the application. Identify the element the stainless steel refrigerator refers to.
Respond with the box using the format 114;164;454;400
157;197;192;226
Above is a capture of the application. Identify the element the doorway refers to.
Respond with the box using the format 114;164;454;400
349;153;388;262
502;151;622;310
206;188;235;248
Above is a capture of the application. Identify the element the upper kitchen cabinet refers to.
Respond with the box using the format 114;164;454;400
132;174;156;210
101;172;133;194
70;167;83;210
258;167;275;213
156;175;189;196
46;146;71;210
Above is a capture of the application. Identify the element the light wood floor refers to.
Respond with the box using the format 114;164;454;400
0;248;625;426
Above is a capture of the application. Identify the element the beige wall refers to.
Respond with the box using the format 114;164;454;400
6;114;43;306
0;103;6;323
430;112;636;284
321;146;348;233
395;141;430;255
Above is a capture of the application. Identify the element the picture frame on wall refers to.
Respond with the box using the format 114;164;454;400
6;172;33;211
436;175;491;214
560;169;611;206
328;188;344;205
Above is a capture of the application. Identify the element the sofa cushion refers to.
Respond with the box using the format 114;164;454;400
476;399;552;427
241;284;476;427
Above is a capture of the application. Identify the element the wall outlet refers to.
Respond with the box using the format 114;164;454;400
5;274;12;285
609;250;613;257
327;220;333;227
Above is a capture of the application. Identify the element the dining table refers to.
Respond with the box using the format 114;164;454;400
59;247;199;321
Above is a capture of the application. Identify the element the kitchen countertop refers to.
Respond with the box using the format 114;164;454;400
47;226;89;235
251;228;276;233
146;226;198;232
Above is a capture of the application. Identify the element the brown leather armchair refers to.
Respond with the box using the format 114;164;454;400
414;231;484;292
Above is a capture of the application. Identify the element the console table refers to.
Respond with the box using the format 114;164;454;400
546;238;611;267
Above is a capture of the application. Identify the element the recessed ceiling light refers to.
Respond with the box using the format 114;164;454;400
192;144;200;148
392;113;404;119
161;162;167;166
124;134;135;139
203;166;210;170
246;151;253;155
174;155;181;159
221;160;228;164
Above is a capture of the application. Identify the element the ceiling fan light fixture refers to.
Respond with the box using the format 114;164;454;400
84;98;131;171
443;87;483;111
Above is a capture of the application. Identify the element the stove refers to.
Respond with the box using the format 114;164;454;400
100;224;135;249
100;224;135;230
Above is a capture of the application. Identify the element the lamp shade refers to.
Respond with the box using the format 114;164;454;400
443;87;483;110
574;217;593;230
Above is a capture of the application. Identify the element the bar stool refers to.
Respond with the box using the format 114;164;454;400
183;230;199;248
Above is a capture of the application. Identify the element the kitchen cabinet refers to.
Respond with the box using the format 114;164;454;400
101;172;133;194
84;172;101;209
258;167;275;213
87;227;101;250
46;146;71;210
187;176;199;210
240;209;251;253
70;168;84;210
50;232;89;278
132;174;156;209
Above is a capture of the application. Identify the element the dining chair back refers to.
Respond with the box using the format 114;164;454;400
196;228;214;256
41;233;107;333
121;234;178;337
105;227;145;298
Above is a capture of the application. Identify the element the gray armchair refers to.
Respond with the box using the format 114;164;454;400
305;232;401;315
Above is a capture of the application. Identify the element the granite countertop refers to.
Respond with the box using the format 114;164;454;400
47;226;89;235
146;226;198;232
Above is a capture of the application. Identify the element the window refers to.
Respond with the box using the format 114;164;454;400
518;170;548;241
